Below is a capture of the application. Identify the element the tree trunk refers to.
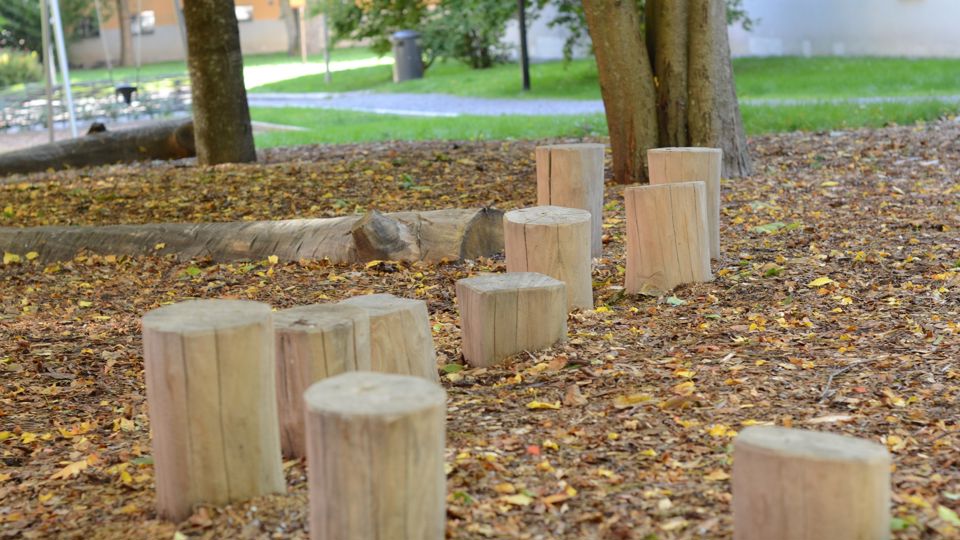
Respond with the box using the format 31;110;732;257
686;0;751;176
649;0;689;147
183;0;256;164
279;0;300;56
116;0;133;67
0;119;195;176
0;208;504;264
582;0;658;184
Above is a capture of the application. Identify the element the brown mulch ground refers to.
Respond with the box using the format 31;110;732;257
1;122;958;539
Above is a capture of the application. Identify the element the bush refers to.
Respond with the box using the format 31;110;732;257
0;48;42;88
421;0;518;69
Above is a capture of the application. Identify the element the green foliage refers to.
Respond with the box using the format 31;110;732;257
317;0;525;69
0;0;98;55
0;48;42;88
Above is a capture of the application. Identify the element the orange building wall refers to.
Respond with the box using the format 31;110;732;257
101;0;282;29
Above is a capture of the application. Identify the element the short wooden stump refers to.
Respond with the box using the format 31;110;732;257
304;372;446;540
536;143;605;257
503;205;593;310
274;304;372;458
142;299;285;522
339;293;439;382
647;147;722;259
733;426;891;540
456;272;567;367
624;181;712;295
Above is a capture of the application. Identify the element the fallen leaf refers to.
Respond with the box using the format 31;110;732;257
526;400;561;410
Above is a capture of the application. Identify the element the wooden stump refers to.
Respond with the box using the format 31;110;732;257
647;147;722;259
456;272;567;367
503;206;593;310
624;182;712;295
339;294;439;382
274;304;372;459
142;299;285;522
536;143;605;257
304;372;446;540
733;426;891;540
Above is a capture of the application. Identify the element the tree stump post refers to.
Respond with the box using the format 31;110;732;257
274;304;372;459
456;272;567;367
624;182;712;295
647;147;722;259
142;300;285;522
535;143;605;257
304;372;446;540
503;206;593;310
733;426;891;540
339;294;439;382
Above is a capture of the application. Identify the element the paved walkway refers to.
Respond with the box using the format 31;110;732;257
248;91;606;117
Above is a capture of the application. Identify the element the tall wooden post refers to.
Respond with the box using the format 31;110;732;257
535;143;605;257
274;304;371;458
624;181;712;295
142;300;285;522
733;426;891;540
647;147;722;259
305;372;446;540
504;206;593;310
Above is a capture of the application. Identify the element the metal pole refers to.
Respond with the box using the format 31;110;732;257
40;0;55;142
299;6;308;63
93;0;114;85
517;0;530;91
49;0;78;137
173;0;188;58
322;13;331;83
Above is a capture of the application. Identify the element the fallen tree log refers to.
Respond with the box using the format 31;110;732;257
0;208;504;264
0;119;195;177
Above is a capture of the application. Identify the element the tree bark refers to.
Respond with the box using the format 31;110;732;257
279;0;300;56
582;0;658;184
0;208;504;264
686;0;751;176
183;0;257;164
116;0;133;67
0;119;195;176
649;0;689;147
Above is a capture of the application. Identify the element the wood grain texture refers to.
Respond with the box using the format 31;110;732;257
624;181;712;295
274;304;371;458
733;426;891;540
503;206;593;310
142;299;285;522
0;208;504;264
339;294;439;382
456;272;567;367
304;372;446;540
535;143;606;257
647;147;723;259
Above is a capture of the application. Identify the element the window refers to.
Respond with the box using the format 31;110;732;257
235;6;254;22
74;16;100;39
131;10;155;35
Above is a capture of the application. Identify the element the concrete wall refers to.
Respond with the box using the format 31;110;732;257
69;19;289;68
502;3;590;62
729;0;960;57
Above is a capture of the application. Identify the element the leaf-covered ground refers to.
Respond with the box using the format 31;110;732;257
1;121;958;539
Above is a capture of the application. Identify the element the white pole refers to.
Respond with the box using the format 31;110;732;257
40;0;55;142
49;0;78;138
93;0;114;83
173;0;188;58
322;13;331;83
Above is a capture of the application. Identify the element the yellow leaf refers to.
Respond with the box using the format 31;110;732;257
3;252;21;265
38;492;53;503
820;181;839;187
25;252;39;261
50;459;89;480
613;393;653;408
672;381;696;396
77;300;93;308
807;276;835;288
493;482;516;494
0;473;11;483
542;440;559;451
0;431;12;442
673;369;696;378
20;432;37;444
267;255;279;265
153;243;166;250
526;400;561;410
502;494;533;506
704;469;730;481
365;260;383;268
707;424;737;438
594;306;611;313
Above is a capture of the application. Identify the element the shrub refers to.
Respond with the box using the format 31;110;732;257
0;48;42;88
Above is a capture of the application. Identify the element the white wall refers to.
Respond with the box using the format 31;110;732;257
730;0;960;57
502;3;590;62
